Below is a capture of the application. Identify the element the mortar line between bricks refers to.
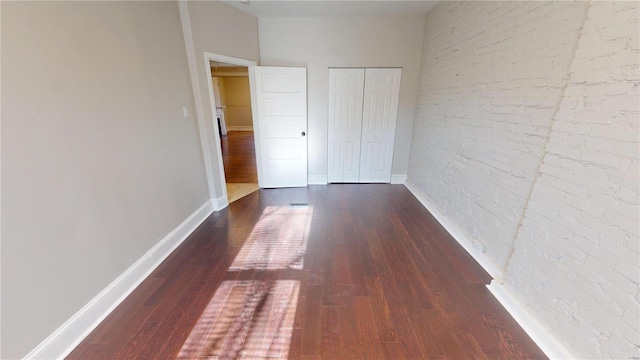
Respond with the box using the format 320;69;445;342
500;1;593;277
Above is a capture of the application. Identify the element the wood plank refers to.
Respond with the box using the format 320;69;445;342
320;306;341;359
365;277;398;343
336;285;360;360
301;285;323;356
354;296;384;359
373;259;430;359
288;328;303;360
320;256;338;306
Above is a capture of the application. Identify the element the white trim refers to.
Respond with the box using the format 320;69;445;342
226;126;253;132
308;175;328;185
24;200;214;360
204;55;229;206
212;195;228;211
391;174;407;184
487;280;573;360
404;181;504;280
403;181;570;359
205;53;256;68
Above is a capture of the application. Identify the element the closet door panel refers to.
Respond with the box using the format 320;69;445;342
328;68;365;183
359;68;402;183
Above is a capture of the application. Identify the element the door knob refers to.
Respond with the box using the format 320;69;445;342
301;131;306;136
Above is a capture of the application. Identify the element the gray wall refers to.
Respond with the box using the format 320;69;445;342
1;2;209;357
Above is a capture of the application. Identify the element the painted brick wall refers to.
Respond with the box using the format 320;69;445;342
409;1;639;358
505;2;639;358
408;1;589;270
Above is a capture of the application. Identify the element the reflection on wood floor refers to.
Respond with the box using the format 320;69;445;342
66;185;546;360
223;131;259;204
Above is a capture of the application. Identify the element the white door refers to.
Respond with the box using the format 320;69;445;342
328;68;365;183
250;66;308;188
359;68;402;183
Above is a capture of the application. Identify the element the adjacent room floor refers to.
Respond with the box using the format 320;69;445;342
66;184;545;359
222;131;259;204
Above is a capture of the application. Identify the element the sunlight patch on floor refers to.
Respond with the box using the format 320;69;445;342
227;183;259;204
231;206;313;271
178;205;313;359
177;280;299;360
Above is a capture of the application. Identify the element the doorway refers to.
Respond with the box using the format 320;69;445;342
210;62;259;203
201;53;308;208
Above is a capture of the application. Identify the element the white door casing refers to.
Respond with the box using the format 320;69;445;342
250;66;308;188
328;68;365;183
359;68;402;183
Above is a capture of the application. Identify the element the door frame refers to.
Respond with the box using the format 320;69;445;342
203;52;258;207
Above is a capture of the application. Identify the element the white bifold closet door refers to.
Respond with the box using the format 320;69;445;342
328;69;365;183
328;68;402;183
359;68;402;182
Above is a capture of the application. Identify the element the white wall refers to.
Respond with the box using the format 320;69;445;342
505;2;639;358
258;16;425;179
409;1;589;270
186;1;259;196
1;2;208;358
408;1;639;358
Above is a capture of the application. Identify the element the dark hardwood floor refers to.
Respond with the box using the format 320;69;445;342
67;185;546;360
222;131;258;184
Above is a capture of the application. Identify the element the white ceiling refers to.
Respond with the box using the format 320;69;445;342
223;0;440;18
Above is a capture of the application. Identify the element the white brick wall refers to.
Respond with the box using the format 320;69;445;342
408;1;589;269
409;1;639;358
506;2;639;358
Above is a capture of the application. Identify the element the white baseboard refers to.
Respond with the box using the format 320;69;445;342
24;200;215;360
404;181;569;359
404;181;503;280
212;194;228;211
226;126;253;131
487;280;573;360
391;174;407;184
308;175;328;185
